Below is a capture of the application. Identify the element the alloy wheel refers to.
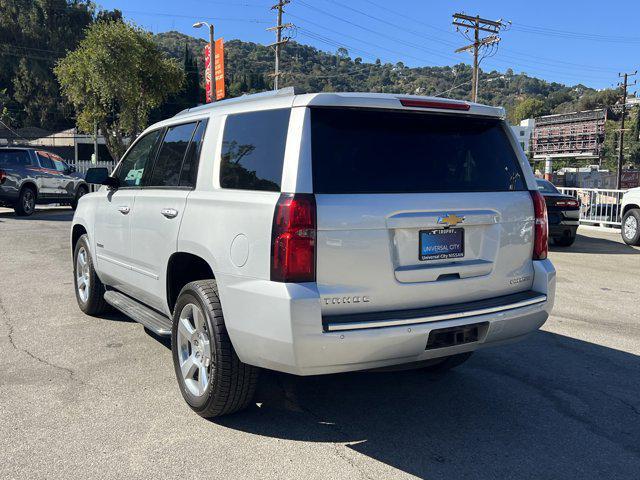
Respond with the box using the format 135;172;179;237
624;215;638;241
23;190;35;214
176;303;212;397
75;246;90;303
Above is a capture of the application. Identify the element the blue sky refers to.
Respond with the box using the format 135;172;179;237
97;0;639;90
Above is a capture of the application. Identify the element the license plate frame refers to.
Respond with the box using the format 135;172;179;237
419;228;465;261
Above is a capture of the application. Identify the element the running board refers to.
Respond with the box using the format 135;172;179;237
104;291;172;336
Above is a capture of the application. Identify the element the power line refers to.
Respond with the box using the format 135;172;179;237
352;0;625;75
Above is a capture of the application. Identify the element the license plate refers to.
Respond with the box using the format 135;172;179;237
419;228;464;261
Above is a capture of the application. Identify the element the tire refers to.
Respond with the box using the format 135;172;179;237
421;352;474;373
14;185;36;216
73;234;109;315
172;280;259;418
621;209;640;246
71;185;88;211
553;235;576;247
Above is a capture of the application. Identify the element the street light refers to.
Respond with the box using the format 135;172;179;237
193;21;214;102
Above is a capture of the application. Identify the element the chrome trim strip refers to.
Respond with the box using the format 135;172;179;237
326;295;547;332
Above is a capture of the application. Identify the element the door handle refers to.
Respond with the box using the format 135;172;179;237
161;208;178;219
117;205;130;215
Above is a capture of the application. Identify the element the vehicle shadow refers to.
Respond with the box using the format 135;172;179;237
550;232;639;255
0;208;73;222
215;331;640;479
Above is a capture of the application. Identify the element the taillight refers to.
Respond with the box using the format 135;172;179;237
270;193;316;283
556;199;579;208
399;98;470;110
0;169;6;184
530;190;548;260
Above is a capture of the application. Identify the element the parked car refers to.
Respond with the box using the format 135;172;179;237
620;187;640;245
535;178;580;246
0;147;88;216
72;90;555;417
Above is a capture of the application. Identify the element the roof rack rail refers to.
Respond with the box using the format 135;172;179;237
174;87;297;117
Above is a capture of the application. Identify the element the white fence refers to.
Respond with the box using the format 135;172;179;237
69;160;116;192
557;187;628;228
69;160;115;175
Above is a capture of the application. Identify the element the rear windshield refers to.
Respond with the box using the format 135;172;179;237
0;149;32;167
310;108;525;194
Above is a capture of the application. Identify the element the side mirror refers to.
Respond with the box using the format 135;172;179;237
101;176;120;190
84;167;110;185
67;165;77;174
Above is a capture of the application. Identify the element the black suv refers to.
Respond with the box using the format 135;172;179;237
0;147;88;216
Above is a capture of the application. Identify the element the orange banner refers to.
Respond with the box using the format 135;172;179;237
214;38;225;101
204;43;213;103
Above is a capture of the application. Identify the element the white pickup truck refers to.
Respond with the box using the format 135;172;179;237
71;90;556;417
621;187;640;245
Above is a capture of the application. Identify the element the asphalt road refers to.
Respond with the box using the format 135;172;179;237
1;207;639;480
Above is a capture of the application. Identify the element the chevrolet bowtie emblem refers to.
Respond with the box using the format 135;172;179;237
437;214;465;227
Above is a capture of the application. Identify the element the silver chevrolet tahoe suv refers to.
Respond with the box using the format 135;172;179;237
71;90;556;417
0;147;88;215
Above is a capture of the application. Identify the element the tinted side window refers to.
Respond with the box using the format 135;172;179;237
147;123;197;187
52;159;66;172
115;130;161;187
37;153;55;170
0;150;31;167
180;121;207;188
220;109;290;192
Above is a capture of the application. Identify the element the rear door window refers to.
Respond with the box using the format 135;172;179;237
147;122;198;187
220;109;290;192
0;150;31;167
310;108;525;194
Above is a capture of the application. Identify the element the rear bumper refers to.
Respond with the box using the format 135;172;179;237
218;259;556;376
548;209;579;238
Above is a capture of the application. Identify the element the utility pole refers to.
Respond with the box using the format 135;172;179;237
617;71;637;189
452;13;509;102
268;0;293;90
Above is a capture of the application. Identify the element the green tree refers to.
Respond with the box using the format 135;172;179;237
55;20;184;159
0;0;94;129
513;97;548;123
0;88;14;125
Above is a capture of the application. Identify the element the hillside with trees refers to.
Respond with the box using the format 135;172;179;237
155;31;622;125
0;1;632;138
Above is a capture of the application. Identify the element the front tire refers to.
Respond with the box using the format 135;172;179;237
73;234;109;315
14;186;36;216
621;209;640;246
172;280;259;418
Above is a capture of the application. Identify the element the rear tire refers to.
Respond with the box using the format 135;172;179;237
172;280;259;418
421;352;473;373
14;186;36;216
621;209;640;246
553;235;576;247
71;185;88;210
73;234;109;315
